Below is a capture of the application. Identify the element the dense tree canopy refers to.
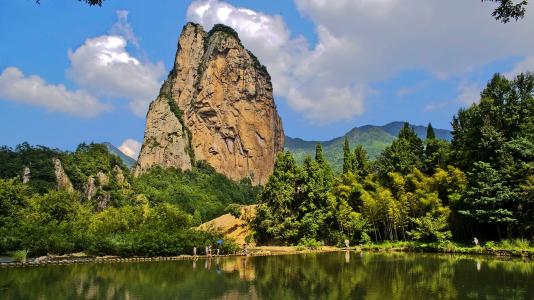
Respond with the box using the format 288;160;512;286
255;72;533;245
452;73;533;239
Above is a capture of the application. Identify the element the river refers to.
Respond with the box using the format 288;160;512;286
1;251;533;299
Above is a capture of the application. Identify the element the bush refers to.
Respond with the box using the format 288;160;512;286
10;249;28;262
360;232;372;245
484;241;496;249
225;204;242;218
297;238;323;250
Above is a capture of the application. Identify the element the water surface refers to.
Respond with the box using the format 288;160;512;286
1;252;533;299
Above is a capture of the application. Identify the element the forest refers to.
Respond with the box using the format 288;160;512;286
0;144;258;257
254;73;533;247
0;72;532;258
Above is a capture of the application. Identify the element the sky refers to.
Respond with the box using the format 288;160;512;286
1;0;533;158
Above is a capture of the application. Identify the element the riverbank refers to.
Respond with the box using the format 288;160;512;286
1;242;532;268
0;246;340;268
357;241;534;258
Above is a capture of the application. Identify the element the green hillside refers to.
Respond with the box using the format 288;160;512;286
285;122;451;172
103;142;137;169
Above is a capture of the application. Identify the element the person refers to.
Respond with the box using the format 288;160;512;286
344;239;350;248
193;247;197;256
473;237;479;246
205;246;209;256
216;248;220;256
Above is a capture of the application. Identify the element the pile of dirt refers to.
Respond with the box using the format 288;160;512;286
198;205;257;246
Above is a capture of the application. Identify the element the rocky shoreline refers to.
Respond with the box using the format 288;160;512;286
1;245;532;268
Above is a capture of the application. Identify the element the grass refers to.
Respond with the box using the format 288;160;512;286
357;239;534;257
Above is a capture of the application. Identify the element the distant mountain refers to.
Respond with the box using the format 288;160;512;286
103;142;137;169
285;122;452;172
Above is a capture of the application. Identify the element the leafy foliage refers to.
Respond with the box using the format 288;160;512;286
132;163;260;222
256;72;533;245
482;0;528;23
452;73;534;239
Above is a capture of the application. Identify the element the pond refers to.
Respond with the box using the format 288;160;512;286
1;252;533;299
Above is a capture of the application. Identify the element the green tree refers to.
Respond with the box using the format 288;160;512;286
352;145;370;178
424;139;451;174
426;123;436;140
482;0;528;23
452;73;533;238
375;123;424;177
254;152;301;244
342;138;353;174
459;162;516;239
408;209;452;242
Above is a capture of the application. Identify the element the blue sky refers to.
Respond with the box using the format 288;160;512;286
1;0;533;157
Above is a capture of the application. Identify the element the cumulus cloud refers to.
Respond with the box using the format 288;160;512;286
187;0;534;124
187;0;365;124
0;67;111;117
67;35;165;116
119;138;142;159
294;0;534;79
0;10;163;118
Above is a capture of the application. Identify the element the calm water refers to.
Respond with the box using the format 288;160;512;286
1;252;533;299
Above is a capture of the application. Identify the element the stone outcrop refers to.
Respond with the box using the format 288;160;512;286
22;167;31;184
113;165;126;185
52;158;74;192
84;177;97;200
136;23;284;185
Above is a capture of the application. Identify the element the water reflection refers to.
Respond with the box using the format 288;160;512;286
1;252;533;299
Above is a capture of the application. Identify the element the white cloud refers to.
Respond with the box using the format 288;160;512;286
67;34;165;116
294;0;534;79
67;10;165;117
110;10;139;47
187;0;534;124
456;82;481;106
119;138;142;159
0;67;111;117
505;56;534;78
0;10;163;118
187;0;365;124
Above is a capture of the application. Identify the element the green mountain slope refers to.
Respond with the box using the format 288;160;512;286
285;122;452;172
103;142;137;169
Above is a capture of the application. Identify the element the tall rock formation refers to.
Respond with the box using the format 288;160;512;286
136;23;284;185
52;158;74;192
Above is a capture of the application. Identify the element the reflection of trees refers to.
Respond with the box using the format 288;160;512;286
1;253;533;299
0;260;252;299
251;252;534;300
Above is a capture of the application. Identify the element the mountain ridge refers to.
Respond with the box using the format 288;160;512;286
285;121;452;172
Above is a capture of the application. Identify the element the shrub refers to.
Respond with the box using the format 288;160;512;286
298;238;323;250
11;249;28;262
225;204;242;218
484;241;496;249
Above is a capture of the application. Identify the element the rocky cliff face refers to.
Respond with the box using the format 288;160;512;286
136;23;284;185
53;158;74;192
